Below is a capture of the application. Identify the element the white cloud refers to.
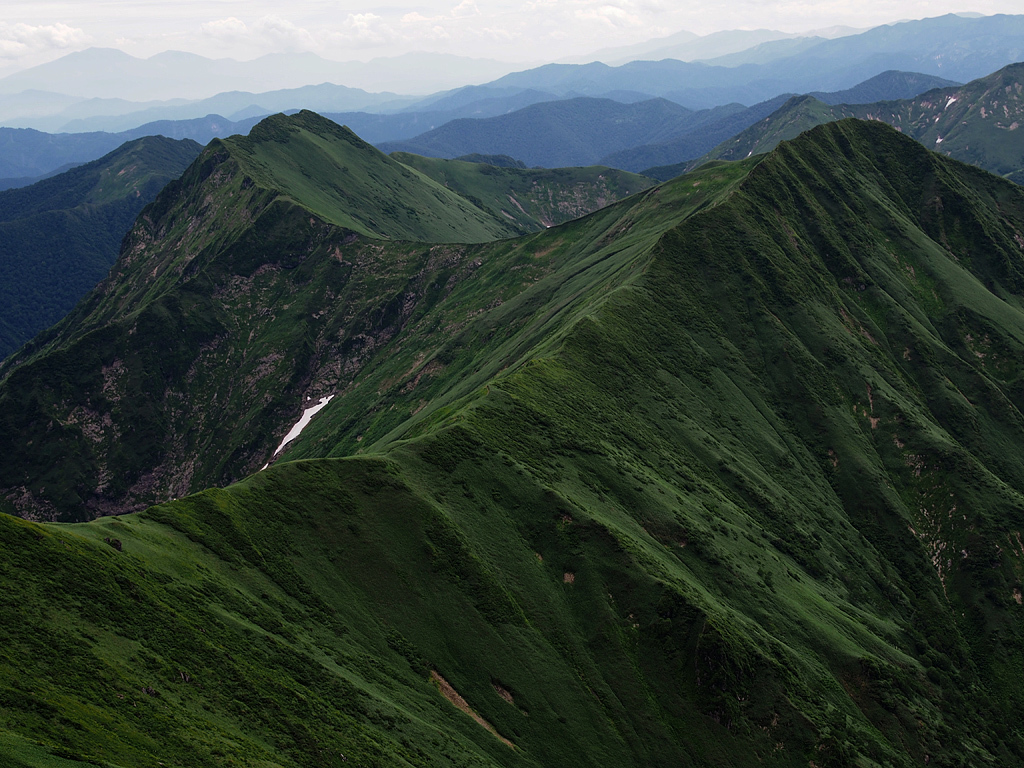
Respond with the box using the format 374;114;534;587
402;12;442;24
340;13;398;46
480;26;516;42
0;22;89;59
202;12;397;52
200;17;249;41
451;0;482;18
253;15;318;51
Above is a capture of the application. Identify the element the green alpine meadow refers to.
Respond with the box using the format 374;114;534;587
2;109;1024;767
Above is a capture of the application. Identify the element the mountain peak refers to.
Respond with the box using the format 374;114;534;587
214;111;518;242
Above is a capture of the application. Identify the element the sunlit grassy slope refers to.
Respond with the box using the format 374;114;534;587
3;118;1024;766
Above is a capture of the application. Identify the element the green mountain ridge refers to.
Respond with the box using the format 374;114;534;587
678;61;1024;180
601;72;960;175
3;116;1024;766
0;135;202;359
216;110;520;243
0;111;656;520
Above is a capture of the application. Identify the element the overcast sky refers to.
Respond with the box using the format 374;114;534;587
0;1;1020;73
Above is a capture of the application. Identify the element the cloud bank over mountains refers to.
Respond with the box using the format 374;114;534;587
0;22;89;61
2;0;1022;73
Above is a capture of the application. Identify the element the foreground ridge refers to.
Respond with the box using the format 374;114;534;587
1;119;1024;766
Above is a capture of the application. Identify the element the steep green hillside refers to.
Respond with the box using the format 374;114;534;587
391;152;655;233
685;62;1024;180
0;136;201;359
4;119;1024;767
0;110;672;520
218;110;521;243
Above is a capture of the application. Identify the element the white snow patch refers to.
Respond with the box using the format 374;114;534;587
945;96;958;109
936;135;944;144
271;395;335;458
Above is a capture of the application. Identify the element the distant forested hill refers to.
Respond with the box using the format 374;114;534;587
0;136;201;358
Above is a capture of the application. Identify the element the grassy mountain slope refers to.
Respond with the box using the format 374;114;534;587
686;62;1024;180
4;119;1024;766
390;152;655;233
216;111;521;242
0;136;201;359
0;110;666;520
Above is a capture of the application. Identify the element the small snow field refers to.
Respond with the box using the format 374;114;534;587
263;395;335;468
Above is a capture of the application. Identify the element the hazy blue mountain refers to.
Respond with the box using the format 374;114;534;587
599;95;794;172
759;13;1024;86
378;69;960;173
0;48;528;102
0;127;127;178
565;26;861;66
808;69;961;104
0;163;79;192
483;14;1024;109
44;83;406;134
378;97;695;167
693;35;831;67
560;27;700;64
0;115;268;180
0;89;87;124
607;28;810;65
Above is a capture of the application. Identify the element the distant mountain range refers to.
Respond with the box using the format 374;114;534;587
562;26;864;67
0;67;968;188
0;49;528;102
482;14;1024;109
17;82;410;135
377;71;958;170
379;98;695;168
1;13;1021;138
601;70;961;173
